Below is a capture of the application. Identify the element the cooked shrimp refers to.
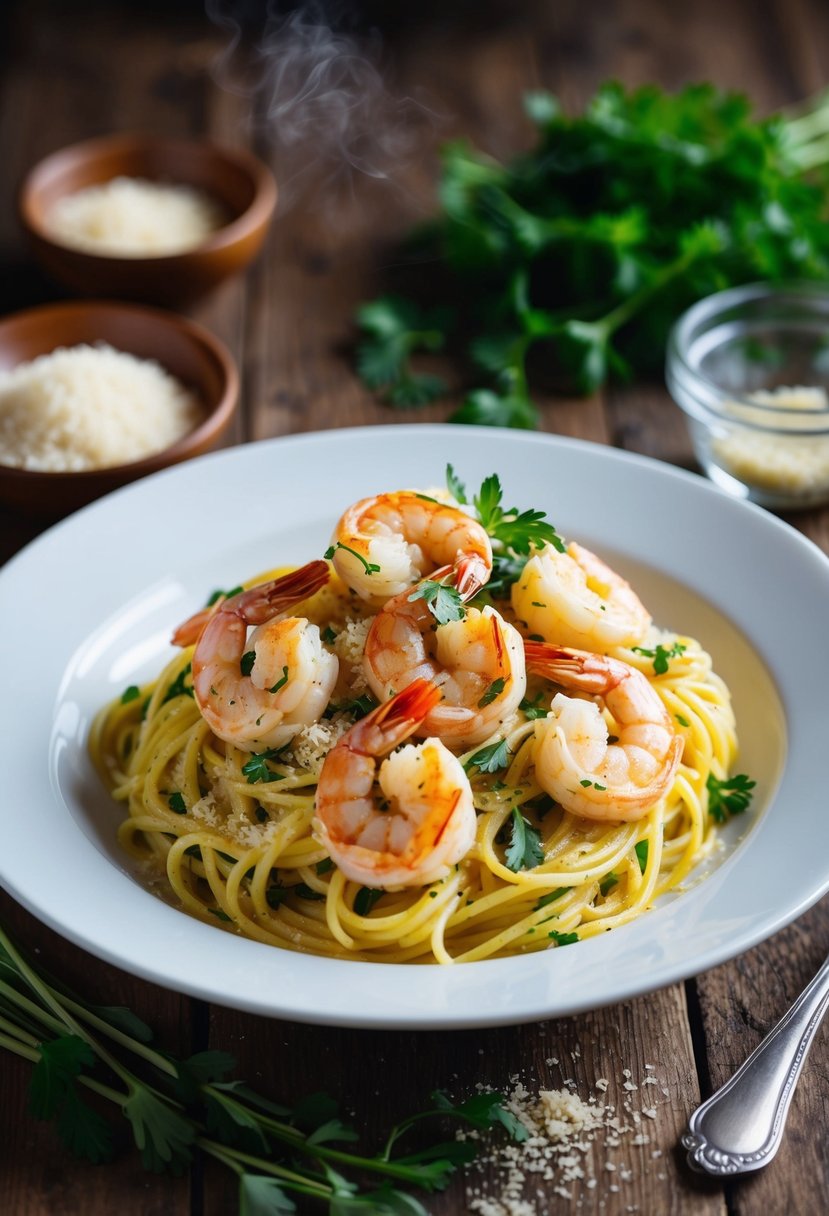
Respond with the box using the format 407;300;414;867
363;567;526;747
329;491;492;605
512;541;651;650
183;561;338;753
525;641;682;822
315;678;477;889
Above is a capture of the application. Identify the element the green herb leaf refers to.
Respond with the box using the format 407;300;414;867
534;888;568;909
242;748;289;784
464;738;511;773
599;871;620;896
548;929;579;946
324;542;381;576
168;792;187;815
29;1035;95;1120
322;625;338;644
631;641;687;675
162;663;194;704
268;666;289;695
121;684;140;704
478;678;506;707
520;693;549;720
354;887;384;916
122;1085;195;1174
707;772;756;822
407;579;465;625
239;1173;297;1216
504;808;544;872
240;650;257;677
445;463;467;504
55;1086;115;1163
635;840;649;873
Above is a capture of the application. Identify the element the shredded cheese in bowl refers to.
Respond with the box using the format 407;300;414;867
46;177;226;257
0;343;203;472
710;385;829;501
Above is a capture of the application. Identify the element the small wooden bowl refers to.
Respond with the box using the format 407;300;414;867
0;300;239;517
19;134;277;305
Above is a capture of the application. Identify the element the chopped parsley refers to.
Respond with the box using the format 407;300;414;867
471;472;565;555
167;793;187;815
324;542;380;576
321;626;337;644
534;888;568;910
675;713;690;727
268;666;289;694
241;749;289;785
407;578;465;625
446;463;467;503
548;929;579;946
209;908;233;923
707;772;756;823
206;585;243;607
464;738;511;774
635;840;649;873
505;808;544;872
161;664;194;704
478;677;506;708
120;684;140;704
240;650;256;677
519;693;549;720
578;778;607;790
354;887;384;916
294;883;325;902
631;641;687;675
599;871;620;896
315;858;334;875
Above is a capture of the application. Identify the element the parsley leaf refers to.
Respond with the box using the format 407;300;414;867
707;772;756;822
504;808;544;872
519;693;549;720
268;666;289;695
635;841;649;873
122;1085;195;1173
631;641;687;675
240;650;257;677
478;677;506;707
354;887;384;916
599;871;620;896
29;1035;95;1120
241;748;289;784
471;472;564;554
355;296;450;407
162;663;194;704
121;684;140;704
407;579;465;625
239;1173;297;1215
534;888;568;909
548;929;579;946
445;463;467;503
464;738;511;773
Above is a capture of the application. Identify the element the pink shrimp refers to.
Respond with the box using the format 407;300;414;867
315;679;477;889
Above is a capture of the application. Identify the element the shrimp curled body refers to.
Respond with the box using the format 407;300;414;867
512;542;651;651
182;561;338;753
315;678;477;889
330;491;492;605
363;568;526;747
525;641;682;823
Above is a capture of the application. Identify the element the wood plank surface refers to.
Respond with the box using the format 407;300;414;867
1;1;828;1214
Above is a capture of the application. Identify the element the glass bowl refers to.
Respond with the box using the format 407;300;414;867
666;282;829;510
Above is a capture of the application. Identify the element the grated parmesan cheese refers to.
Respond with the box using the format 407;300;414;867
47;176;226;257
331;616;374;694
711;385;829;497
0;343;203;472
291;714;353;773
464;1062;669;1214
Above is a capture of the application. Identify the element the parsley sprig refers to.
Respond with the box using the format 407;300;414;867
631;641;687;675
407;578;465;625
504;808;544;872
0;922;526;1213
706;772;756;822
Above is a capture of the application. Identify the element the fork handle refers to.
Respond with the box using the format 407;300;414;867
682;952;829;1176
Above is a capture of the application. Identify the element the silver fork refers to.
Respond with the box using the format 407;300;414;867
682;951;829;1176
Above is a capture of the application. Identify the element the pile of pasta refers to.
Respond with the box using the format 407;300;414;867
90;499;738;965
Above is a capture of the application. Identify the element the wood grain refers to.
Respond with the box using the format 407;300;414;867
1;1;828;1214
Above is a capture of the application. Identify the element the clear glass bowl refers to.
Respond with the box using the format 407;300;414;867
666;282;829;510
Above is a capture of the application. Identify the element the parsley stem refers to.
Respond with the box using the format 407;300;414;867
0;976;68;1038
0;1030;40;1063
60;994;178;1078
198;1138;333;1198
597;244;704;336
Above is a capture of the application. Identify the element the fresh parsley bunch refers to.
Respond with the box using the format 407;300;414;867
0;922;526;1214
356;82;829;426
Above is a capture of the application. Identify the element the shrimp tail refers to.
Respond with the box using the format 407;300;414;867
524;640;611;695
455;552;490;599
350;678;443;756
171;560;329;647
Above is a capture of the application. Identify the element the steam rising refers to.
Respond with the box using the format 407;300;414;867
206;1;437;210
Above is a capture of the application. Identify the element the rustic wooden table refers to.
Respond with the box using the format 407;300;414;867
2;1;829;1212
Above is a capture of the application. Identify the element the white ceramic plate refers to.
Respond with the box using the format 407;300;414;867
1;426;827;1028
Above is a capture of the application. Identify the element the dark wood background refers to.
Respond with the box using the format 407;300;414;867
2;1;829;1212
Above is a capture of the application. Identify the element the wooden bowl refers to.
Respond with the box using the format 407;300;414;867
18;134;277;305
0;300;239;517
